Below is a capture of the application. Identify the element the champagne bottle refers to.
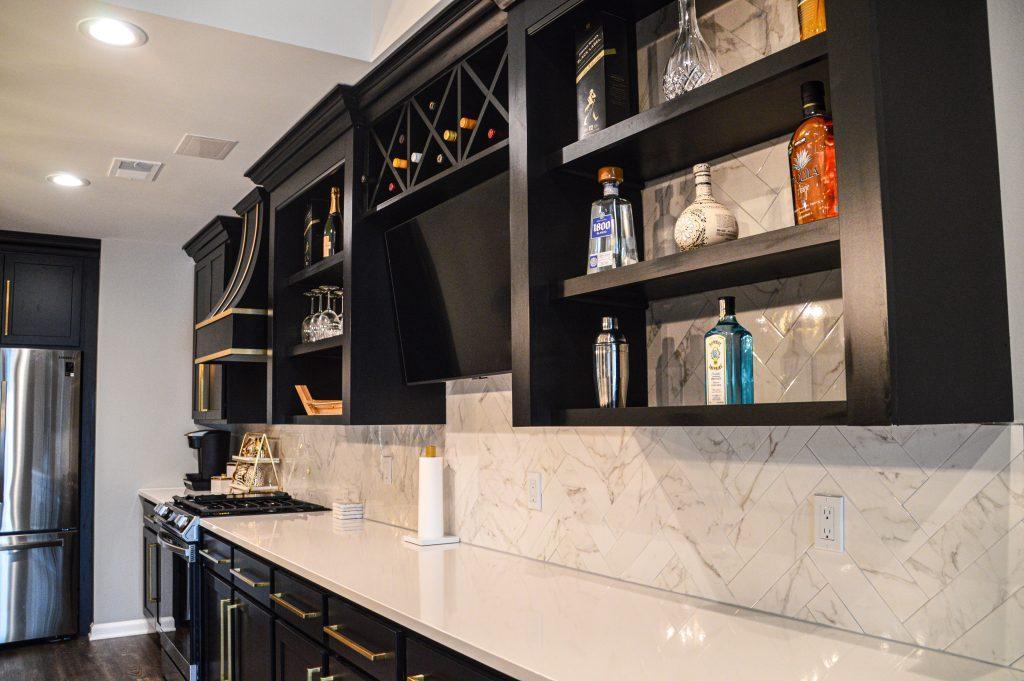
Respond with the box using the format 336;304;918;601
323;187;341;258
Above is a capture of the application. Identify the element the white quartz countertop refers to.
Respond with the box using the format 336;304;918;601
198;513;1022;681
138;487;190;505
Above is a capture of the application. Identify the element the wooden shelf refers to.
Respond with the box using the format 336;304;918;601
548;34;829;183
286;251;344;287
554;401;847;427
289;414;347;425
289;335;344;357
553;219;840;305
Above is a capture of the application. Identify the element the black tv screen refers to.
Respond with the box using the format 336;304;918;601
384;172;511;384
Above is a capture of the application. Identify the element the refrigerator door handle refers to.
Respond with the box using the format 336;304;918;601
0;538;63;552
0;375;6;515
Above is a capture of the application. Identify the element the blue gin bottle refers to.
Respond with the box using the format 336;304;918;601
704;296;753;405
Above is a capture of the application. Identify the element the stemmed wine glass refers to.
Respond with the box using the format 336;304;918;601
301;291;318;342
316;285;342;339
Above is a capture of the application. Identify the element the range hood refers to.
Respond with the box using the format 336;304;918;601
189;188;269;364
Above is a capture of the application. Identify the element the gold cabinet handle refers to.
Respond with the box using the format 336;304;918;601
198;364;207;412
199;549;229;565
4;279;10;336
219;598;232;681
230;567;269;588
146;542;159;603
306;668;321;681
226;602;243;681
271;592;321;619
324;624;393;662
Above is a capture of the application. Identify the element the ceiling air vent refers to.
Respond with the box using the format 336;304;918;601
108;158;163;181
174;134;237;160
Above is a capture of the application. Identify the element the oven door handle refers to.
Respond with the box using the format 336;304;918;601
157;532;188;556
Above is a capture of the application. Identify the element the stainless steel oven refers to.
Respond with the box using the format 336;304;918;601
145;506;199;681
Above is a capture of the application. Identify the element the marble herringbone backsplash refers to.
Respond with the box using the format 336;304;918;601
246;377;1024;670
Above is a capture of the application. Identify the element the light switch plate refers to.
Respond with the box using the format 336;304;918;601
527;471;542;510
814;494;844;552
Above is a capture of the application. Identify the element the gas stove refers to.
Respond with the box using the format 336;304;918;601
152;492;327;541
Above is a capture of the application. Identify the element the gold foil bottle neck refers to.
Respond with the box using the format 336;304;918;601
424;445;437;458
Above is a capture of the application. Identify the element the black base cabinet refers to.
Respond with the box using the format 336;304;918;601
195;530;513;681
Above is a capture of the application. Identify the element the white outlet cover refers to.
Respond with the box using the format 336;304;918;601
527;471;542;511
814;494;844;552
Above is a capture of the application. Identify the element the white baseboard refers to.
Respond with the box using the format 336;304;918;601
88;618;154;641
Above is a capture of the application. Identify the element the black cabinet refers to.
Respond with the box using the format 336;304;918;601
0;252;83;346
233;589;273;681
202;567;233;681
275;619;327;681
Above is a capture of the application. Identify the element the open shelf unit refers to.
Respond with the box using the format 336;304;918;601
289;335;344;357
507;0;1011;426
286;251;344;287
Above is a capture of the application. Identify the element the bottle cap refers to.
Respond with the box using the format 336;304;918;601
424;445;437;458
598;166;623;184
801;81;826;111
601;316;618;330
719;296;736;318
693;163;711;183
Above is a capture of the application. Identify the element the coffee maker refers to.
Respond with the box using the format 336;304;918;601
184;430;231;491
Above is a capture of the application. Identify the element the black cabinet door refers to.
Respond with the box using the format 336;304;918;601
202;567;233;681
276;619;327;681
233;589;273;681
142;528;160;623
2;253;82;346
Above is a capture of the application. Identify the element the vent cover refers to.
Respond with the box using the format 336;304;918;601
108;158;163;181
174;134;237;160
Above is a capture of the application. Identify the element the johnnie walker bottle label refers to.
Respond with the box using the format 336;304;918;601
704;296;754;405
587;166;638;274
575;11;634;139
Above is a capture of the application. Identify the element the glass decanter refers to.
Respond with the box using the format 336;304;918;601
662;0;721;101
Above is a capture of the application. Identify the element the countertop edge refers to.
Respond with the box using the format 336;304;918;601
201;516;552;681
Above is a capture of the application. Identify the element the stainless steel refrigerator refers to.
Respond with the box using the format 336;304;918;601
0;348;80;644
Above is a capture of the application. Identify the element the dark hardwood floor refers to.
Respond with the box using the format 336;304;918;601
0;634;165;681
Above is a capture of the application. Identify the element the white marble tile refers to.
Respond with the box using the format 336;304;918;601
729;496;815;606
947;586;1024;667
753;551;827;617
838;426;928;503
803;584;861;632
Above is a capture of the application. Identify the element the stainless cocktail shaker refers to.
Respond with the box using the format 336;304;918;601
594;316;628;408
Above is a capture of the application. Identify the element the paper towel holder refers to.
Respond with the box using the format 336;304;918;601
403;445;460;547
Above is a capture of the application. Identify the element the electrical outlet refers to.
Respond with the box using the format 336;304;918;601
527;471;542;511
814;494;844;552
382;456;393;485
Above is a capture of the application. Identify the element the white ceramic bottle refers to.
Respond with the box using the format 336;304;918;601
674;163;738;252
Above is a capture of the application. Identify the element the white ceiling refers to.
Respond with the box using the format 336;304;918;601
0;0;442;245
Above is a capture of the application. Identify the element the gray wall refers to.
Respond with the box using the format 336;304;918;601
92;239;194;626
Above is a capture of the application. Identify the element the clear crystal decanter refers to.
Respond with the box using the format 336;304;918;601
662;0;721;101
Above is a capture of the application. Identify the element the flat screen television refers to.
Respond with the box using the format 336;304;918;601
384;172;511;384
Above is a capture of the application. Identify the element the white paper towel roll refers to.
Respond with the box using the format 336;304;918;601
417;456;444;540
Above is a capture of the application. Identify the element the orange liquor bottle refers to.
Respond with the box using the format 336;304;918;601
789;81;837;225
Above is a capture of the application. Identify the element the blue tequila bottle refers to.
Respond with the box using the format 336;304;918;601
704;296;753;405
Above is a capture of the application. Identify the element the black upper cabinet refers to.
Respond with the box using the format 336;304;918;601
1;252;83;347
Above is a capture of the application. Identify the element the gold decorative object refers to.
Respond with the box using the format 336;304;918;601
295;385;343;416
230;432;281;493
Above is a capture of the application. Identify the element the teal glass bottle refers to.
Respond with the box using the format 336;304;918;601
704;296;754;405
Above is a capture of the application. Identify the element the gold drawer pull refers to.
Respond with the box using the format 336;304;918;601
271;592;321;619
230;567;269;588
199;549;229;565
323;624;394;662
306;667;321;681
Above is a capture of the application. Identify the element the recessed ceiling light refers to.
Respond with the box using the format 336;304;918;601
47;172;90;188
78;18;148;47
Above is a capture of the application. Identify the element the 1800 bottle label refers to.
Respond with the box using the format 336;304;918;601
705;335;728;405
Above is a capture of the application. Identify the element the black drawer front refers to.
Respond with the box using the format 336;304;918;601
325;597;401;681
272;570;326;641
327;655;375;681
199;533;233;580
405;636;509;681
231;546;273;607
